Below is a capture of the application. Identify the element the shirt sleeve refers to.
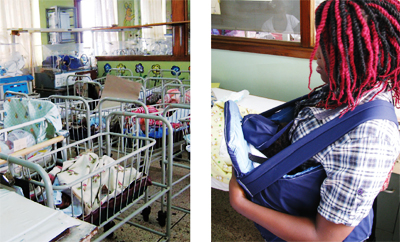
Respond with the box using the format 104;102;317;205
315;119;400;226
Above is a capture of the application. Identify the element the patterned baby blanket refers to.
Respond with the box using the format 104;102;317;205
4;98;62;143
56;153;142;215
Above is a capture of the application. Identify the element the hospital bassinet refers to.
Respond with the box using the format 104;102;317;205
0;111;176;241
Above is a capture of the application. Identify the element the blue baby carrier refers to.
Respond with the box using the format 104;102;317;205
224;95;398;241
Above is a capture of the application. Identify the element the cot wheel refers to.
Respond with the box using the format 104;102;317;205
157;210;167;227
141;206;151;222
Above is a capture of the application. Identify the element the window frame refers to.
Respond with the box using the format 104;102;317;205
211;0;315;59
74;0;190;62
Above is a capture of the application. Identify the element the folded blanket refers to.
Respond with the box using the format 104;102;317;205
56;153;142;215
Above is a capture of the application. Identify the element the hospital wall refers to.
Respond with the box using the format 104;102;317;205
96;61;190;78
211;49;323;102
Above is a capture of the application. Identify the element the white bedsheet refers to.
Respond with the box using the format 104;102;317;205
0;188;81;242
211;88;284;191
212;88;284;113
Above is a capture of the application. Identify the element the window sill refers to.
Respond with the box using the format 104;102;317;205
212;36;314;59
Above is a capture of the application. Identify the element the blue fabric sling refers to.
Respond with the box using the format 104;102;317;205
224;98;398;241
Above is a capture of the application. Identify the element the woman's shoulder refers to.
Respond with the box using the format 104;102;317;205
347;118;399;143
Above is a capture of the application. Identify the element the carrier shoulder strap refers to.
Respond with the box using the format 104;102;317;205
239;100;398;197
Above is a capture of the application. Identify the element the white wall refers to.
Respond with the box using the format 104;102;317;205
211;49;324;102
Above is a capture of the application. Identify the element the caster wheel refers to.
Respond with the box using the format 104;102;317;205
141;206;151;222
157;210;167;227
103;220;115;239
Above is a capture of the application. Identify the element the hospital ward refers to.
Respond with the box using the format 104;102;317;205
212;0;400;241
0;0;190;241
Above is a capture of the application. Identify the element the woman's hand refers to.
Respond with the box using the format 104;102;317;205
229;173;248;211
229;174;354;242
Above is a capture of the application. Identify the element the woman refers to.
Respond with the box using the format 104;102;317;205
259;0;300;40
260;0;300;34
229;0;400;241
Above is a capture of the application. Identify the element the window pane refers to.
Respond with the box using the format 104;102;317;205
212;0;301;42
80;0;173;56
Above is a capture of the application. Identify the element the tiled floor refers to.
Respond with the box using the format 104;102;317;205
211;188;264;242
93;152;190;242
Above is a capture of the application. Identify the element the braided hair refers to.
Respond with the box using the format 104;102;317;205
308;0;400;112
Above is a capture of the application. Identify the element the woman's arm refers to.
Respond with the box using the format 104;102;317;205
229;175;354;241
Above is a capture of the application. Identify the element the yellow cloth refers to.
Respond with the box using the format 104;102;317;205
211;101;258;184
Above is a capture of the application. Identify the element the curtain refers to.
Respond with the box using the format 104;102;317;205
81;0;118;55
141;0;165;41
0;0;35;74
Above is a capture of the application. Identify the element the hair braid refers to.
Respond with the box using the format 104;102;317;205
327;2;340;105
340;1;356;106
385;0;400;11
364;2;399;75
311;0;400;112
346;14;357;92
349;6;367;79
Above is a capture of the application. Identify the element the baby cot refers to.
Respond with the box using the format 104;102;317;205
48;95;149;153
0;111;176;241
0;95;66;202
99;99;191;225
93;68;189;106
141;76;186;106
0;94;63;162
142;68;189;105
161;103;190;216
0;117;65;176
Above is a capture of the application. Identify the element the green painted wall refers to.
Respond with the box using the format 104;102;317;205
211;49;324;102
97;60;190;79
118;0;141;40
